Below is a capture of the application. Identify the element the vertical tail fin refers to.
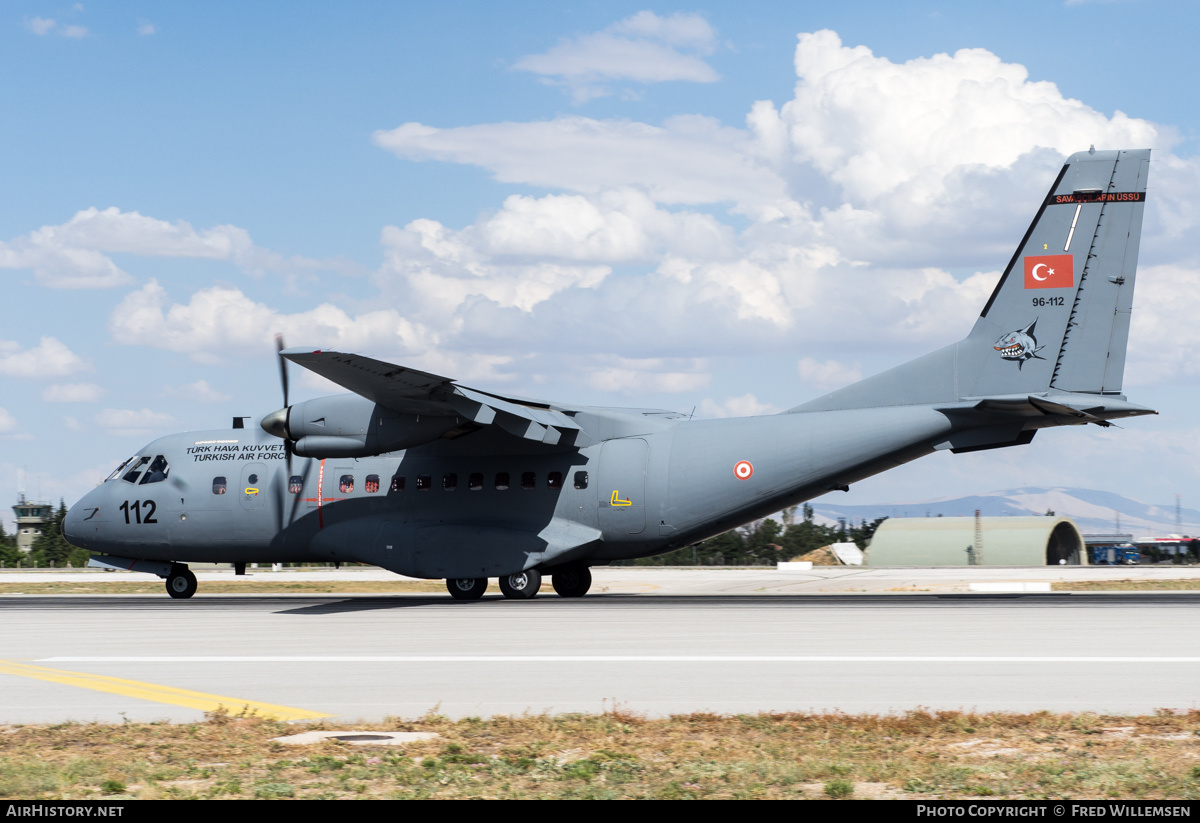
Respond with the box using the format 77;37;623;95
965;148;1150;397
792;148;1150;413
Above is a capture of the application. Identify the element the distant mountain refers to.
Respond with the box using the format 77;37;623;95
808;487;1200;538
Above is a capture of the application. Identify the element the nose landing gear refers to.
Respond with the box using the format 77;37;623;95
166;566;198;599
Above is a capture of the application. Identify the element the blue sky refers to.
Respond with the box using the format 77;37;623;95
4;1;1200;529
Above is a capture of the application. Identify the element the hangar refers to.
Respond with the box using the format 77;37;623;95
865;516;1086;566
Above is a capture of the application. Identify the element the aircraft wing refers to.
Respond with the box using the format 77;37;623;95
281;348;586;446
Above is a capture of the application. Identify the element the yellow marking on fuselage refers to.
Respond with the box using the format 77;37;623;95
0;660;330;721
610;490;632;507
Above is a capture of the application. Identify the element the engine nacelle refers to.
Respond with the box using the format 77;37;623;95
261;394;464;457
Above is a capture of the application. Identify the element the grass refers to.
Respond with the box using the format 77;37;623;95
1052;579;1200;592
2;709;1200;800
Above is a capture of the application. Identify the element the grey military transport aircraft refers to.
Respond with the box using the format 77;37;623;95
64;148;1155;599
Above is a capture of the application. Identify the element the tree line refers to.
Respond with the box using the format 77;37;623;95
0;502;91;568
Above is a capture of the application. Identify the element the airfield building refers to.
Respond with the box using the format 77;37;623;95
865;515;1086;566
12;494;52;554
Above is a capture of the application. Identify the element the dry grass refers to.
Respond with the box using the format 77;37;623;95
3;709;1200;800
1053;579;1200;592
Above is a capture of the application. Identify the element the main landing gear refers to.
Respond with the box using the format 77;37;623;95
445;567;593;600
165;565;197;599
499;569;541;599
551;566;592;598
446;577;488;600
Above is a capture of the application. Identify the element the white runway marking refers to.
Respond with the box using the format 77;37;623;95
37;662;1200;667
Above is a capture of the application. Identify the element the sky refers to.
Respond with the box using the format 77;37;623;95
3;0;1200;531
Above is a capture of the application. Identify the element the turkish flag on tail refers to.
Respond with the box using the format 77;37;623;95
1024;254;1074;289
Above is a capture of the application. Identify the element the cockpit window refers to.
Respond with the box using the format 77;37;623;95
121;456;151;484
138;455;169;485
107;455;137;482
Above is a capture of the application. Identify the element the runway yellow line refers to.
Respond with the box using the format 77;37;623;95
0;660;330;721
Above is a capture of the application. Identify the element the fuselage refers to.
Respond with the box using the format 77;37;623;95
63;404;957;578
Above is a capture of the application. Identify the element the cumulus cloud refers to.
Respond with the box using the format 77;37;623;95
105;281;516;385
0;408;17;433
0;207;350;288
515;11;719;102
374;116;787;206
41;383;105;403
162;380;231;404
109;280;428;359
0;338;88;379
797;357;863;391
26;17;57;35
381;218;611;314
95;408;176;438
698;394;780;418
586;357;710;394
1125;263;1200;386
25;17;88;38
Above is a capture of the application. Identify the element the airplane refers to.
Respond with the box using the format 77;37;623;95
64;148;1155;600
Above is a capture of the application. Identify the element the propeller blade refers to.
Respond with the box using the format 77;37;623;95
274;332;294;529
275;333;289;408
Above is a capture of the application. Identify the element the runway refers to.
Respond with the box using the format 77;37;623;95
3;582;1200;723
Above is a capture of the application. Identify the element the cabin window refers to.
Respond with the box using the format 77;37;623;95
469;473;483;491
365;475;380;493
390;475;406;492
574;471;589;490
212;476;227;495
495;472;510;491
339;475;354;493
416;474;431;491
548;472;563;490
288;476;303;494
521;472;536;490
443;473;458;491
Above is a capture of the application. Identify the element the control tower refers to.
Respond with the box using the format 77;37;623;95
12;494;51;553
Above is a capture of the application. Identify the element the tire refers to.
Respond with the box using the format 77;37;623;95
166;568;197;599
446;577;487;600
498;569;541;600
551;567;592;598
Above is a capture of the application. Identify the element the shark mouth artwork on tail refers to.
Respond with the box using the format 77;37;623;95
994;320;1045;369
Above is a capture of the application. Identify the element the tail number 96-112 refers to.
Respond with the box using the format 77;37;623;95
119;500;157;525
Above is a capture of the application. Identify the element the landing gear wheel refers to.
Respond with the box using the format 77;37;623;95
446;577;488;600
499;569;541;600
166;568;197;599
552;567;592;598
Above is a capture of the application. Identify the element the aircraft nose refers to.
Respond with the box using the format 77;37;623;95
261;407;289;438
62;498;88;547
